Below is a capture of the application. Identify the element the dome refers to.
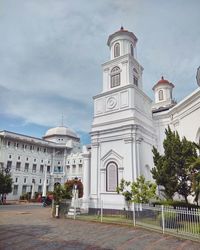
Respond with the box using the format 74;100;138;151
107;26;138;46
152;76;174;90
44;126;79;139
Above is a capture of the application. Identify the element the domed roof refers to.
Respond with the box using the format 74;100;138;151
152;76;174;90
107;26;138;46
44;126;79;139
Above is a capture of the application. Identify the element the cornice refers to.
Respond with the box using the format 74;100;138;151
93;83;153;103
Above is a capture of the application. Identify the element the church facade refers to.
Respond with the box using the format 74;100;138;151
0;28;200;205
89;27;200;207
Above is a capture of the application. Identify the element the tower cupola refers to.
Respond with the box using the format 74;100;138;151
152;76;176;112
107;26;138;60
102;27;143;92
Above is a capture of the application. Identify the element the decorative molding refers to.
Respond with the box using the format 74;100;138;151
101;149;123;162
121;60;128;65
124;137;133;144
103;67;109;72
136;137;143;143
107;96;118;109
120;90;129;108
91;142;99;148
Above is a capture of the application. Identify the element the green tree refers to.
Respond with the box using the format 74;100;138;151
117;176;157;204
53;184;72;205
151;128;179;200
187;143;200;205
151;127;198;203
116;179;132;201
131;176;157;203
53;178;84;205
176;137;197;203
0;170;13;202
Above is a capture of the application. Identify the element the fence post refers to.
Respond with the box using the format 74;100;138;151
55;205;59;218
101;200;103;223
161;205;165;234
74;198;76;220
133;202;136;226
51;199;54;217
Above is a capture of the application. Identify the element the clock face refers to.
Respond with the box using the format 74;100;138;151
196;66;200;86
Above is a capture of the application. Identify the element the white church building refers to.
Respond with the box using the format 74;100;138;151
88;27;200;207
0;27;200;207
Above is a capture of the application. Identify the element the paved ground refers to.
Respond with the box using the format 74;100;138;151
0;204;200;250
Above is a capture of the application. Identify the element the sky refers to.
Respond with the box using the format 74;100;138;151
0;0;199;144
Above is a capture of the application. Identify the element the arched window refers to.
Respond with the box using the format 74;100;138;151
133;68;138;86
158;90;164;101
111;66;121;88
130;44;134;56
106;162;118;192
114;43;120;57
133;76;138;86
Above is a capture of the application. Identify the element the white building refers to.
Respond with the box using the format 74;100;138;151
89;27;200;207
0;27;200;206
0;126;86;200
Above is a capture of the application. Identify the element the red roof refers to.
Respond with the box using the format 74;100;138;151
152;76;174;90
107;26;138;46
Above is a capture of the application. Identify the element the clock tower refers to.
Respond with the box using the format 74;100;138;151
90;27;156;206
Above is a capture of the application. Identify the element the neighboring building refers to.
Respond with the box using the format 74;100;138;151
1;27;200;205
0;126;86;200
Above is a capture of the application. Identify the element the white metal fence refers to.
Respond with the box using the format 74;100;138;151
58;199;200;241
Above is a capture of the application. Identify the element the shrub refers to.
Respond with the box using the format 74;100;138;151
152;200;200;209
20;192;31;200
53;184;71;205
64;178;83;198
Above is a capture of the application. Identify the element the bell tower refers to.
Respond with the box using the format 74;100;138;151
102;26;144;92
90;27;155;206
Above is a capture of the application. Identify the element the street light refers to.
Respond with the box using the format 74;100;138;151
42;165;47;198
31;179;35;199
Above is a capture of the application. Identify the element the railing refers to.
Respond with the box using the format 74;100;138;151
61;200;200;241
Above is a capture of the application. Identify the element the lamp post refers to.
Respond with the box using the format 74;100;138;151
42;164;47;198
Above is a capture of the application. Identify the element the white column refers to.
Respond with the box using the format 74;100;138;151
42;164;47;197
31;181;35;199
124;137;134;181
132;137;137;182
81;147;91;211
136;138;142;178
82;147;91;200
90;142;99;197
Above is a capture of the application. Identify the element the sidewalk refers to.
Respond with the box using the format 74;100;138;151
0;205;199;249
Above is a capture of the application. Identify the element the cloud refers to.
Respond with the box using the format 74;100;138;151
0;0;199;137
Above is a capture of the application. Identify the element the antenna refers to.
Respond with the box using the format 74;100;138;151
61;113;64;127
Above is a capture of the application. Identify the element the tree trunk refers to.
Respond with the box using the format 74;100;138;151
184;195;188;204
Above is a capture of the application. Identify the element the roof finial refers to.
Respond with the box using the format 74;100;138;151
120;25;124;30
196;66;200;86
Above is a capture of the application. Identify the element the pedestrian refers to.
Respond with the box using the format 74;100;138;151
3;194;6;204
